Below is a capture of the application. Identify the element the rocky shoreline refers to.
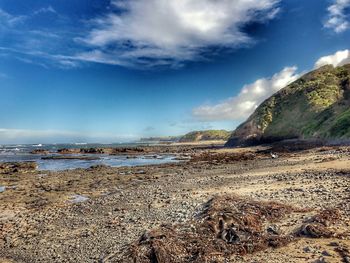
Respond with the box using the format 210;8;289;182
29;142;225;156
0;144;350;262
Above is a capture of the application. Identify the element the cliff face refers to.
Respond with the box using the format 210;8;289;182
226;64;350;147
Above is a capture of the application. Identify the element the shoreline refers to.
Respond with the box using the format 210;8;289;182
0;144;349;262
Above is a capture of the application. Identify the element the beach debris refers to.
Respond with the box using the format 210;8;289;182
69;194;89;203
296;209;341;238
128;195;301;262
127;196;346;263
190;152;257;164
0;186;5;193
297;223;334;238
334;245;350;263
270;152;279;159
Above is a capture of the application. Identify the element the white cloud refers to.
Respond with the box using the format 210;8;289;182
0;8;26;26
193;67;299;121
33;6;57;15
314;49;350;68
324;0;350;33
0;6;56;27
81;0;280;67
193;49;350;122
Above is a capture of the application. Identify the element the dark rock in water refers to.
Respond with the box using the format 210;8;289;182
80;148;105;154
57;147;146;155
30;149;50;155
57;148;81;154
0;162;37;174
226;64;350;147
42;155;100;160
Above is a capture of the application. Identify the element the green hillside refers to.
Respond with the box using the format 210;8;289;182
226;64;350;146
180;130;231;142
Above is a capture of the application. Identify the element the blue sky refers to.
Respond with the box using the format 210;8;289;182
0;0;350;143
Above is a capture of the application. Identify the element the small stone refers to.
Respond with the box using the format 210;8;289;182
304;246;311;253
322;250;331;256
329;242;339;247
267;225;280;235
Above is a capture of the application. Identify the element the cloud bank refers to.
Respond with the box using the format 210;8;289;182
314;49;350;68
325;0;350;33
192;67;299;121
194;49;350;122
81;0;281;67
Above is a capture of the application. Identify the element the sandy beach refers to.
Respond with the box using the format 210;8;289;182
0;143;349;262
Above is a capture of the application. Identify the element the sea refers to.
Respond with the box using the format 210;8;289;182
0;143;178;171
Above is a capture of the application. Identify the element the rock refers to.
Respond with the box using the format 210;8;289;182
267;225;280;235
329;242;339;247
303;246;311;253
30;149;50;155
0;162;37;174
322;250;331;256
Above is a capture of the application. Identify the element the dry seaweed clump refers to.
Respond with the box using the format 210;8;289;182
127;195;302;263
296;208;342;238
190;153;257;164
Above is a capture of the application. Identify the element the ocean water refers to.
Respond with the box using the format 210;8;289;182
0;143;177;171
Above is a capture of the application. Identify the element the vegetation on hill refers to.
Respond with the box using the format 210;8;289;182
179;130;231;142
140;136;180;143
226;64;350;146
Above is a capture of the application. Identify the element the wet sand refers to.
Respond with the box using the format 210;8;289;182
0;144;349;262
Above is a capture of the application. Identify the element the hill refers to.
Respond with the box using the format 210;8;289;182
180;130;231;143
226;64;350;146
139;136;180;143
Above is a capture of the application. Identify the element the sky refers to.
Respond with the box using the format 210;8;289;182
0;0;350;144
